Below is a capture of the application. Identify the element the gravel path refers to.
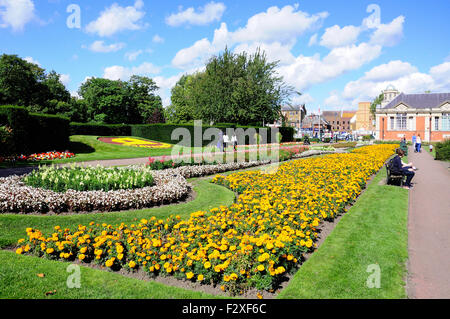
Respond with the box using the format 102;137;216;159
407;146;450;298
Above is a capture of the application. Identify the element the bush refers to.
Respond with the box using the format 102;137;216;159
70;122;132;136
435;139;450;161
0;105;70;155
362;134;374;141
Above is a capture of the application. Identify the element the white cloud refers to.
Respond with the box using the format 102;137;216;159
278;43;382;91
230;5;328;44
172;38;216;69
308;33;318;47
125;50;143;61
362;60;417;82
24;56;40;66
85;0;146;37
320;25;361;48
324;59;450;108
103;62;161;81
171;5;328;69
85;40;126;53
166;1;226;27
60;74;71;86
370;16;405;47
152;34;164;43
0;0;35;31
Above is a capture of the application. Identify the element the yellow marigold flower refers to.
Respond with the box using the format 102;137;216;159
186;272;194;279
46;248;54;254
257;264;265;272
16;248;23;254
105;259;114;267
204;261;211;269
79;254;85;260
197;274;204;281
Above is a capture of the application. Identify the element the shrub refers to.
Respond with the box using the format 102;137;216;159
435;139;450;161
0;105;70;154
70;122;132;136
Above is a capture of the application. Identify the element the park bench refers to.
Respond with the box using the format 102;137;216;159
385;162;404;186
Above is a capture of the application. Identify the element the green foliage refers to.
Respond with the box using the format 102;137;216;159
362;134;374;141
0;105;70;155
370;93;384;116
24;165;154;192
0;54;71;111
169;48;294;125
69;123;132;136
78;76;164;124
435;139;450;161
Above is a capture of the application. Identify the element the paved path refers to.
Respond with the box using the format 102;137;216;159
407;146;450;299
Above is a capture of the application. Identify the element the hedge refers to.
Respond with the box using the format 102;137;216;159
70;122;295;146
435;139;450;161
0;105;70;155
70;122;132;136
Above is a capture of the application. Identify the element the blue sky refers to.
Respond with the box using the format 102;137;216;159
1;0;449;114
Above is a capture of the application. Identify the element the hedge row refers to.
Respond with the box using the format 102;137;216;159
71;122;295;146
435;139;450;161
0;105;70;155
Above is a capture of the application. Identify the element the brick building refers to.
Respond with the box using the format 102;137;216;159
375;92;450;142
322;111;357;132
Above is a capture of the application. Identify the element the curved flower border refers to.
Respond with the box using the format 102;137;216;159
0;160;270;214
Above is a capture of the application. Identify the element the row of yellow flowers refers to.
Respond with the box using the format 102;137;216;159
16;144;397;294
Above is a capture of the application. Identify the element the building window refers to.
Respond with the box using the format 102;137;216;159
390;117;395;130
396;114;407;130
435;117;439;131
408;116;414;131
443;113;450;131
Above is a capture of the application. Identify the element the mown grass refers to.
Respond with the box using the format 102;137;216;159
0;249;221;299
278;162;409;299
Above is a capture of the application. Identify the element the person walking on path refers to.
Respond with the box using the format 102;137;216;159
412;134;417;153
407;145;450;298
415;134;422;153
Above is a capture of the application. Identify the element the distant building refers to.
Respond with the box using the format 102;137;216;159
302;114;331;136
380;85;401;108
355;102;375;133
280;105;307;129
376;92;450;142
322;110;357;133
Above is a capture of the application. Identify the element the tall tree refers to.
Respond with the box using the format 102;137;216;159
370;93;384;116
168;48;294;125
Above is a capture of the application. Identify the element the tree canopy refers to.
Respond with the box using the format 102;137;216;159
0;54;165;124
167;48;294;126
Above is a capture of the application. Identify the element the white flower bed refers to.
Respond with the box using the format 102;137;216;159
0;160;270;214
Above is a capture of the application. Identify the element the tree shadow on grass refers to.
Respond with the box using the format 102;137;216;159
68;141;96;154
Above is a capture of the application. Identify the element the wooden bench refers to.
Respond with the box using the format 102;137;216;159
385;163;404;186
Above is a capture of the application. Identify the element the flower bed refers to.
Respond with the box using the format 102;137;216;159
0;160;270;214
24;165;155;192
0;151;75;163
15;145;397;295
98;137;172;149
147;147;308;170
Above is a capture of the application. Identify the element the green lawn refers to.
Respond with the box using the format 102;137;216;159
278;162;409;299
0;250;221;299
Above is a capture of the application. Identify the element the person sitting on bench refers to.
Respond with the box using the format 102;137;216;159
391;148;416;190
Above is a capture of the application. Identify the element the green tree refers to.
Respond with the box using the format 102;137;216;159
0;54;45;106
168;48;294;125
370;93;384;116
